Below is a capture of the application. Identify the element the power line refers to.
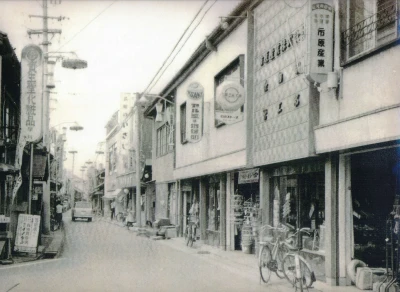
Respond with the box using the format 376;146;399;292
147;0;218;95
55;0;118;51
141;0;210;96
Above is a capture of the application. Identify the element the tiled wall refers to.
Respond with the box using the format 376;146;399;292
253;0;316;166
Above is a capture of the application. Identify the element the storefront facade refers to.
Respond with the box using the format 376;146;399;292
172;9;249;250
315;17;400;285
250;0;329;280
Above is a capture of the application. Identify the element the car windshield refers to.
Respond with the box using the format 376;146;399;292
75;202;91;208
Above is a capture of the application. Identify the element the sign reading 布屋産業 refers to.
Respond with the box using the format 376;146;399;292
21;44;43;142
309;0;334;83
186;82;204;143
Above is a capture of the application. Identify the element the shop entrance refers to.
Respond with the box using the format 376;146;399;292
233;172;260;251
351;147;400;267
269;172;325;250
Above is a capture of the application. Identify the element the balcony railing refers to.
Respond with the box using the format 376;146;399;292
341;1;398;63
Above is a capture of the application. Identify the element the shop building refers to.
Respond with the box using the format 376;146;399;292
103;93;153;222
314;0;400;286
0;31;22;255
248;0;336;282
144;0;255;250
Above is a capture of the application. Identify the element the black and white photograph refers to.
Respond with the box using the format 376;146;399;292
0;0;399;291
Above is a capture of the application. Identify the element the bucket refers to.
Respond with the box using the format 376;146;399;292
242;244;252;254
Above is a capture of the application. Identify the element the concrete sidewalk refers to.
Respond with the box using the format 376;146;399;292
104;217;361;292
102;218;361;292
159;236;360;292
1;218;66;266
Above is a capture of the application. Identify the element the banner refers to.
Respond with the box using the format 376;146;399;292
20;44;43;143
186;82;204;143
11;173;23;203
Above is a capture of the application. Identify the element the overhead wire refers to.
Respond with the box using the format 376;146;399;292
141;0;210;96
55;0;118;51
146;0;218;95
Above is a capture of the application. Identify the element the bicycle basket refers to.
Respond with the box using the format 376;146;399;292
259;225;274;242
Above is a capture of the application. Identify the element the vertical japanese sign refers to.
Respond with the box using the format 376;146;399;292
119;93;132;171
20;44;43;143
186;82;203;143
14;214;41;253
309;1;333;83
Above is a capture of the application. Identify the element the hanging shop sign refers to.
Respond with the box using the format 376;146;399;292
238;168;260;184
215;81;245;125
14;214;41;253
308;0;334;83
117;173;136;189
186;82;204;143
20;44;43;143
0;215;10;223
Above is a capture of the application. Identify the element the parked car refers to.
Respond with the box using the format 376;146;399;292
72;201;93;222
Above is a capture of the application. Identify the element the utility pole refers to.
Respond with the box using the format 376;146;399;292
68;150;77;208
27;0;65;234
135;93;142;227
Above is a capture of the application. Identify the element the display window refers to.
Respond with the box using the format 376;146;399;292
351;148;399;267
269;172;325;251
206;177;220;231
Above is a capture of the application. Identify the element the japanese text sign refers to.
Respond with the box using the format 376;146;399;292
14;214;41;253
186;82;204;143
309;1;334;83
21;44;43;142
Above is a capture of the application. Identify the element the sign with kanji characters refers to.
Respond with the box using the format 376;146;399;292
309;0;333;83
14;214;41;253
238;168;259;184
186;82;203;143
20;44;43;143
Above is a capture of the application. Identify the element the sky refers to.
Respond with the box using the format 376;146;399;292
0;0;241;176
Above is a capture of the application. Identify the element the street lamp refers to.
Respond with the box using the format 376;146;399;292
48;122;83;211
68;149;78;207
46;51;88;70
80;165;87;200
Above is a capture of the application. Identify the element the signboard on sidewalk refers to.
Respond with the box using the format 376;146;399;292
14;214;41;253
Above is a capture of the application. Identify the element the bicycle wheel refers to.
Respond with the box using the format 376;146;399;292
275;244;289;279
186;227;192;246
116;213;124;222
282;253;315;288
259;245;272;283
188;234;194;247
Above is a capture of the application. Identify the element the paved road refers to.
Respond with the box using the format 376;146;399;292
0;214;280;292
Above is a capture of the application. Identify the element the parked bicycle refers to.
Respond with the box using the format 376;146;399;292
185;220;198;247
281;226;316;290
258;224;316;289
258;224;290;283
116;211;127;223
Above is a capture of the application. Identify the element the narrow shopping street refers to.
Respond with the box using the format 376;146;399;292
1;213;293;292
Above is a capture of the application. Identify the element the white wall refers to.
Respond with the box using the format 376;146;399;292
174;21;248;179
316;45;400;153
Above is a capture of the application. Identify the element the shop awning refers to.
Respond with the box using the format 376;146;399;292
103;188;123;200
